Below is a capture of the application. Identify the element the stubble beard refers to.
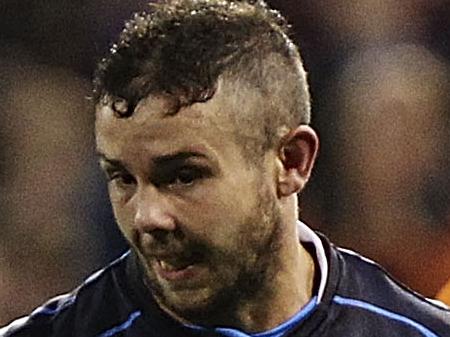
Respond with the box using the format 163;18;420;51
143;189;285;326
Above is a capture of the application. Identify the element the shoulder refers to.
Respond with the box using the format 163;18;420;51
330;245;450;336
0;252;132;337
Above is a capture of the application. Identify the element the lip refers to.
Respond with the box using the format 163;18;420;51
154;259;201;281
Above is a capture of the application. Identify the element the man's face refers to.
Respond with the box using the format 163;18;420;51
95;86;284;319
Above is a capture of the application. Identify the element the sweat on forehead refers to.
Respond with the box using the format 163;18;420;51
96;77;257;130
95;78;269;168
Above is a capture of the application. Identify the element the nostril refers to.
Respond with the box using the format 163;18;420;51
150;227;185;244
151;229;171;243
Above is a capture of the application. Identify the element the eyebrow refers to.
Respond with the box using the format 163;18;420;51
153;151;208;165
97;153;125;169
96;150;209;169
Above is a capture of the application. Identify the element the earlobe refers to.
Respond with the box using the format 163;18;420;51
277;125;319;197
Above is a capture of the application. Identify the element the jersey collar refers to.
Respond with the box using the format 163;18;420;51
297;220;329;303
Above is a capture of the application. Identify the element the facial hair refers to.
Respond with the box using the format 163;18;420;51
139;187;285;326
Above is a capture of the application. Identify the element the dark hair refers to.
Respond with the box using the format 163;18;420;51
93;0;311;153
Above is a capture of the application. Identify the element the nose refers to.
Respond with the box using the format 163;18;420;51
133;185;176;233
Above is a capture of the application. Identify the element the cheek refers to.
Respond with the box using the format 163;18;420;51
181;184;258;245
110;199;136;243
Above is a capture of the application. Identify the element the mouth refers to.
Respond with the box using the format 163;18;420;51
154;254;204;282
159;259;192;271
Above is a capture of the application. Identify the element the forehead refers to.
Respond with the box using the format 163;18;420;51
95;86;248;162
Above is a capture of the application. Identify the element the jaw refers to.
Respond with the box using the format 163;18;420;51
147;264;241;323
144;235;285;329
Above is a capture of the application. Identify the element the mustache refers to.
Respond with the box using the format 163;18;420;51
136;230;210;260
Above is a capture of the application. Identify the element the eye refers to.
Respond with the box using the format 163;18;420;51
175;167;198;185
161;166;207;189
108;171;136;187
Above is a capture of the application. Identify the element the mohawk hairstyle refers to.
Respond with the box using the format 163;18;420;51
93;0;311;153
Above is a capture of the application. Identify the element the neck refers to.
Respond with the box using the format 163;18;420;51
225;200;315;332
228;236;315;333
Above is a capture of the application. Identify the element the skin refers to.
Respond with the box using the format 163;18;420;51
95;79;319;332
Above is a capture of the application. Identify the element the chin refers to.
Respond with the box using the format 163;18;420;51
157;285;224;319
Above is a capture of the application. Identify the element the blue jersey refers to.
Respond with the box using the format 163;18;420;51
1;233;449;337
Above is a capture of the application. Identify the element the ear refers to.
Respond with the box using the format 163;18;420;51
277;125;319;197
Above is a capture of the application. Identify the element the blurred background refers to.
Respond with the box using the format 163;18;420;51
1;0;449;325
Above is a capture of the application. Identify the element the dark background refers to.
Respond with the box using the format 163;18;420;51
1;0;449;325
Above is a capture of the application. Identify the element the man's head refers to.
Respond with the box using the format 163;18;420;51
93;0;311;161
95;0;318;326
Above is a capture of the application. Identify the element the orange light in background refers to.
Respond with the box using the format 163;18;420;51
437;280;450;306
